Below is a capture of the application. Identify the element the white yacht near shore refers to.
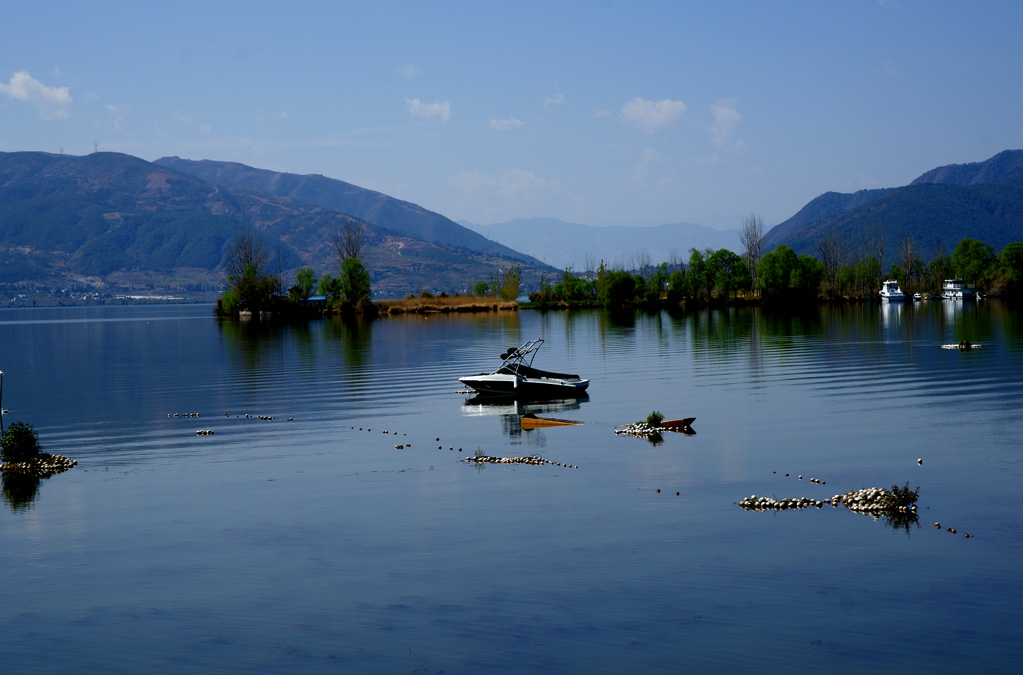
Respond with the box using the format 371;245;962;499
942;279;976;300
879;280;905;301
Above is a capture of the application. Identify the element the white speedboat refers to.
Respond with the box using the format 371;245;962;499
913;293;922;301
942;279;976;300
879;280;905;301
459;339;590;398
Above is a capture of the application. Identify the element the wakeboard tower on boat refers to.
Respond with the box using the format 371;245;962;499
459;339;590;397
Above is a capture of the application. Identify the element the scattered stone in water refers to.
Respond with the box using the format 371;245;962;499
465;453;572;468
613;422;666;438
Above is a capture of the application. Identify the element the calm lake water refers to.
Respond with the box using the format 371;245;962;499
1;301;1021;673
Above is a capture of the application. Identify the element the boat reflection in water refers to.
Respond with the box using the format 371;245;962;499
461;394;589;442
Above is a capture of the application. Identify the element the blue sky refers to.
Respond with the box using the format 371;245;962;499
1;1;1020;230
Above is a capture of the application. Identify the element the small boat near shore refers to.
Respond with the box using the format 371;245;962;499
459;339;590;398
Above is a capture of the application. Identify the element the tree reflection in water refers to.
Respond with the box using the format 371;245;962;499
2;472;41;511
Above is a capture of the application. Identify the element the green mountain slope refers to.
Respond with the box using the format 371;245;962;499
0;151;549;297
763;150;1023;257
154;156;541;265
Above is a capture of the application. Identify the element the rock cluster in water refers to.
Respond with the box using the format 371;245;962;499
739;486;918;517
0;453;77;478
613;422;663;438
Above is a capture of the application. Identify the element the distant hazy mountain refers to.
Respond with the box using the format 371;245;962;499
0;151;552;297
465;218;741;270
763;149;1023;257
155;156;542;266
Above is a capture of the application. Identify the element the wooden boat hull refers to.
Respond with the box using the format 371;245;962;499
660;417;695;429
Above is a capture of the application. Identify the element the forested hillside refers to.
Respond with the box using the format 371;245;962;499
154;156;540;265
764;150;1023;257
0;151;549;298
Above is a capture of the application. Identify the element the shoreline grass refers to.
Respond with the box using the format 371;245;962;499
376;295;518;314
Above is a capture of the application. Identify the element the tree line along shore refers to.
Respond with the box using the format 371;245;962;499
216;216;1023;319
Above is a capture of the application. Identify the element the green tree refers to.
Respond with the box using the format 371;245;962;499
756;245;797;298
317;273;339;303
928;253;952;291
221;230;282;314
601;270;636;308
792;254;824;298
951;238;996;289
999;242;1023;297
338;257;372;304
666;269;691;304
496;265;522;301
1;421;41;463
288;268;318;303
707;248;750;300
688;248;714;298
472;280;491;297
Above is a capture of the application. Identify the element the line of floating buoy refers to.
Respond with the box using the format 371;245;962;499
934;522;972;538
195;429;215;436
169;412;201;417
773;471;826;485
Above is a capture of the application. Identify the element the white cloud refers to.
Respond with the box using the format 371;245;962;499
490;117;524;131
709;99;743;149
620;97;686;133
400;64;420;80
0;71;72;119
544;93;564;108
405;97;451;122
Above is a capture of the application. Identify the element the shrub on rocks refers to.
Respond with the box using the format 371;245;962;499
1;421;42;464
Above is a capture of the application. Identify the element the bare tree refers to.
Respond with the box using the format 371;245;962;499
816;231;846;296
668;247;681;273
898;233;916;291
332;218;364;262
862;218;886;289
740;213;765;292
635;250;652;281
225;229;272;282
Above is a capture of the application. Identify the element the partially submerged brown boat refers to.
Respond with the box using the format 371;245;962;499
660;417;696;430
519;414;583;429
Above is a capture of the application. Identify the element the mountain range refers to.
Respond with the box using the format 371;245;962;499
763;150;1023;258
2;148;1021;303
464;218;740;271
0;151;547;298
